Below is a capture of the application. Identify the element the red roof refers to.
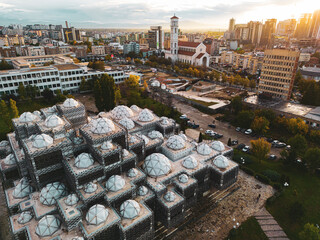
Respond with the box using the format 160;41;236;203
178;50;196;56
196;53;205;59
171;15;179;19
178;41;201;48
204;44;212;54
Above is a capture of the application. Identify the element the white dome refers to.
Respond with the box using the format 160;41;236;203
210;141;225;152
161;84;167;90
179;133;188;141
143;153;171;177
160;117;170;125
151;80;160;87
90;118;115;134
45;115;63;128
46;106;56;113
75;153;94;169
36;215;61;237
106;175;125;192
64;193;79;206
122;149;129;157
148;130;164;139
127;168;138;178
166;135;185;150
138;109;154;122
73;137;84;145
18;211;32;224
32;134;53;149
33;110;41;117
84;182;98;193
130;105;140;112
0;140;9;147
137;186;148;196
86;204;109;225
136;134;149;145
13;178;33;199
119;117;135;130
129;136;137;143
63;98;79;108
178;174;189;183
40;182;67;206
197;143;212;155
111;105;133;120
182;156;198;169
164;191;175;202
19;112;36;123
101;141;113;150
4;153;16;165
213;155;229;169
120;200;140;219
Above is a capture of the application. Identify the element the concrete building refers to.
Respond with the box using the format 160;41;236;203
258;49;300;100
276;19;297;37
260;19;277;47
247;21;263;45
309;9;320;38
148;26;164;50
0;34;24;46
229;18;235;32
0;46;17;57
123;42;140;55
92;45;106;56
299;53;311;62
295;13;312;39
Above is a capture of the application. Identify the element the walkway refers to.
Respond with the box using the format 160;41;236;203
255;207;289;240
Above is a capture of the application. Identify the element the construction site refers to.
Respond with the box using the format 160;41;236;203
0;98;239;240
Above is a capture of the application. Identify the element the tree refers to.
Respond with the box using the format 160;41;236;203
251;116;269;135
115;87;121;105
227;138;232;146
288;134;308;157
55;90;66;102
287;118;308;135
299;223;320;240
88;61;105;71
0;100;11;128
237;110;255;128
42;88;54;102
93;79;103;112
18;83;27;99
250;138;271;162
294;70;303;85
0;60;14;70
249;79;256;89
105;55;112;61
26;85;39;100
303;148;320;172
79;77;88;92
99;74;116;111
231;96;242;114
125;75;140;89
143;80;148;91
198;132;203;143
9;99;19;119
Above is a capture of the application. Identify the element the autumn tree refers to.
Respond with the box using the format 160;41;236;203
249;79;256;89
115;87;121;105
250;138;271;162
0;100;11;128
287;118;308;135
125;75;140;89
251;116;269;135
9;99;19;119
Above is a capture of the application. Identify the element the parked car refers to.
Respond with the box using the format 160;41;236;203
276;142;286;148
269;154;277;160
180;114;188;120
272;140;279;147
237;143;246;150
213;133;223;139
205;130;215;135
245;129;252;135
242;145;250;153
231;140;238;146
208;124;216;129
236;127;241;132
286;145;291;151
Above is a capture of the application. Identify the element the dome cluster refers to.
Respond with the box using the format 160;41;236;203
45;115;63;128
119;117;135;130
143;153;171;177
148;130;164;139
197;143;212;155
32;134;53;149
19;112;37;123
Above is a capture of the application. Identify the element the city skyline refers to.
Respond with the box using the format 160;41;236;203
0;0;320;29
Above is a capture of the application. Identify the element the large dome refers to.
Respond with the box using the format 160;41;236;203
197;143;212;155
35;215;61;237
86;204;109;225
106;175;125;192
148;130;164;139
45;115;63;128
74;153;94;169
166;135;185;150
32;134;53;149
90;118;115;134
210;141;225;152
143;153;171;177
40;182;67;206
119;117;135;130
4;153;16;165
13;178;33;199
213;155;229;169
111;105;133;120
138;109;154;122
101;141;113;150
63;98;79;108
120;200;140;219
19;112;36;123
182;156;198;169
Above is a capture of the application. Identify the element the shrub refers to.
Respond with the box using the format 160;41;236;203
255;173;270;185
262;169;281;182
240;166;255;176
272;182;283;191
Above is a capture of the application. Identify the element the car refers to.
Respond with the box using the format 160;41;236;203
231;140;238;146
276;142;286;148
272;140;279;146
269;154;277;160
286;145;291;150
180;114;188;120
245;129;252;135
242;145;250;153
213;133;223;139
237;143;246;150
236;127;241;132
208;124;216;129
205;130;215;135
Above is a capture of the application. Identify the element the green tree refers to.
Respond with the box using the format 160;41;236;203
115;87;121;105
227;138;232;146
9;99;19;119
0;100;11;128
93;79;103;112
237;110;255;128
55;90;66;102
251;116;269;135
299;223;320;240
18;83;27;99
303;148;320;172
42;88;54;102
79;77;87;92
249;79;256;89
250;138;271;162
294;70;303;85
0;60;14;70
231;96;243;114
100;74;116;111
288;134;308;157
26;85;39;100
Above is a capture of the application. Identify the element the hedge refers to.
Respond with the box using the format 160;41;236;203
262;169;281;182
240;165;255;176
255;173;271;185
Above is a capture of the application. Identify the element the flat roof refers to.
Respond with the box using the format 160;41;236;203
53;64;81;71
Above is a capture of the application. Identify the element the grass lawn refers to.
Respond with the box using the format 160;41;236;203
184;97;217;107
226;217;268;240
233;150;320;240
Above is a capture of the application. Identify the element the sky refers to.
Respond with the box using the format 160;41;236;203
0;0;320;30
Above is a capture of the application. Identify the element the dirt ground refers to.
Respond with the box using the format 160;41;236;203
74;93;98;113
203;86;246;100
172;171;275;240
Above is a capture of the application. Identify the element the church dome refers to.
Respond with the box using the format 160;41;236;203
197;143;212;155
119;117;135;130
19;112;36;123
86;204;109;225
106;175;125;192
35;215;61;237
127;168;138;178
39;182;67;206
32;134;53;149
74;153;94;169
64;193;79;206
45;115;63;128
84;182;98;193
164;191;176;202
178;174;189;183
182;156;198;169
213;155;229;169
210;141;225;152
13;178;33;199
18;211;32;224
148;130;164;139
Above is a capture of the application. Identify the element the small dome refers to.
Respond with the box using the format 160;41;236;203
130;105;140;112
45;115;63;128
111;106;133;120
179;133;187;141
47;106;56;113
106;175;125;192
136;134;149;145
120;200;141;219
213;155;229;169
36;215;61;237
179;174;189;183
137;186;149;196
129;136;137;143
138;109;154;122
164;191;175;202
63;98;79;108
13;178;33;199
148;130;164;139
32;134;53;149
122;149;129;157
161;84;166;90
0;140;9;147
86;204;109;225
19;112;36;123
160;117;170;125
210;141;225;152
101;141;113;150
75;153;94;169
143;153;171;177
151;80;160;87
119;117;135;130
166;135;185;150
90;118;115;134
64;193;79;206
197;143;212;155
4;153;16;165
40;182;67;206
33;110;41;117
18;211;32;224
84;182;98;193
127;168;138;178
182;156;198;169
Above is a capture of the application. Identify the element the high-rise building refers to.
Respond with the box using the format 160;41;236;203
229;18;235;32
170;15;179;62
276;19;297;37
123;42;140;55
260;19;277;47
258;49;299;100
148;26;164;50
309;9;320;38
247;21;263;45
295;13;312;38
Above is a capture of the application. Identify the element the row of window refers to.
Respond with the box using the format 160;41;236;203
0;71;58;81
265;55;297;61
260;86;289;94
262;71;292;78
59;70;83;76
261;76;292;83
263;65;293;72
0;78;60;88
263;61;295;66
260;81;289;88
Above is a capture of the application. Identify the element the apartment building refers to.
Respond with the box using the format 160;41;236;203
258;49;299;100
91;45;105;56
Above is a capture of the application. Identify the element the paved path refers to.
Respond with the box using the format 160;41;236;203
255;208;289;240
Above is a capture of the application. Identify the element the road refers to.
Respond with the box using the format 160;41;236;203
173;99;282;157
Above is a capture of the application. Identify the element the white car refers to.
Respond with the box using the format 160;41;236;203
245;129;252;135
242;145;250;153
180;114;188;119
205;130;215;135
